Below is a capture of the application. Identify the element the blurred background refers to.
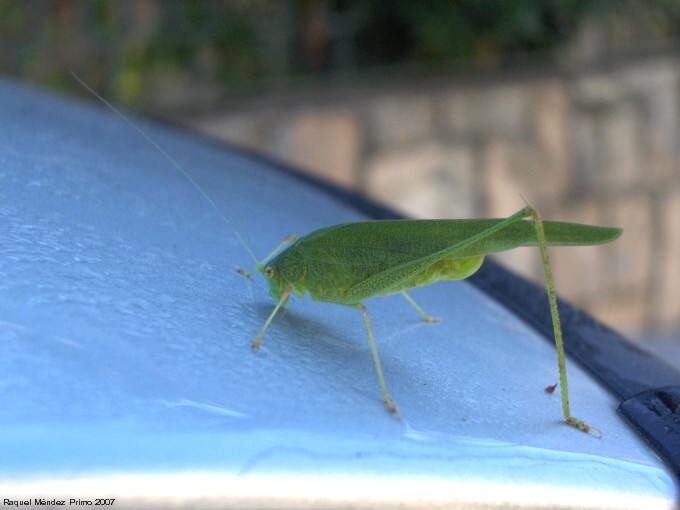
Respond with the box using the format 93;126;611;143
1;0;679;349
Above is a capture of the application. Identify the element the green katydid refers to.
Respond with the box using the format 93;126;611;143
246;209;621;436
75;74;622;436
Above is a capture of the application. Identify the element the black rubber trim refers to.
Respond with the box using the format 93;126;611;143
619;387;680;476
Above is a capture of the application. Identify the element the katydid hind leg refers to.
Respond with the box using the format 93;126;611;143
360;304;399;414
401;290;440;323
530;207;602;437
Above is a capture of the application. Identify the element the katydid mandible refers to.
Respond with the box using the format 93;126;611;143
75;74;622;436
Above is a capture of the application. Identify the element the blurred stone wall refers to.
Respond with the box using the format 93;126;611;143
182;53;680;338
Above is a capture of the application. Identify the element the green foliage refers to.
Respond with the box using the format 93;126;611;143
1;0;677;107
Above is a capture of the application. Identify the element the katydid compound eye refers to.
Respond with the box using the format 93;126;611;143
265;267;274;277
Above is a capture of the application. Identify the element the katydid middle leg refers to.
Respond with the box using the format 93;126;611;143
401;290;440;323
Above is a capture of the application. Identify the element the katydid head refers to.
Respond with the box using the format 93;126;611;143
260;242;306;302
261;264;288;302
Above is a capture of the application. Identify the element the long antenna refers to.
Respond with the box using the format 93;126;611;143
70;71;262;267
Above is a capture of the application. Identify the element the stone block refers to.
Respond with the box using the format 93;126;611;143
573;73;627;106
184;109;274;153
365;142;476;219
588;294;647;337
656;190;680;332
483;138;532;215
606;195;653;297
482;137;566;218
369;95;434;147
548;199;609;304
441;84;532;140
600;105;642;191
533;82;572;203
569;110;600;190
275;109;362;188
570;105;642;192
